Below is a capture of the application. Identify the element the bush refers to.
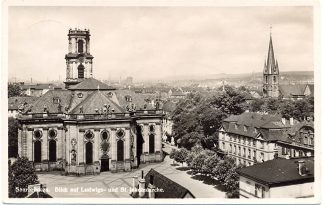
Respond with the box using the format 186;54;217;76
9;157;39;198
174;148;189;166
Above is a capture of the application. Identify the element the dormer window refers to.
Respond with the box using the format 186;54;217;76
254;128;257;133
77;93;83;98
125;95;132;102
234;123;238;129
244;125;248;132
53;97;61;104
107;92;113;98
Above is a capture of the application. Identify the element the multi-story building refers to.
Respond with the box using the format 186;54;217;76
218;112;314;166
17;29;164;175
237;157;314;198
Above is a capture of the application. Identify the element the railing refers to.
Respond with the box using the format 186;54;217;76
19;109;164;120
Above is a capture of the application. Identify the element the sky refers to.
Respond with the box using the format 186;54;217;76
8;6;313;82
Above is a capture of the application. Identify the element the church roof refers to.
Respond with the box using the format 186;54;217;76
114;89;156;110
8;96;38;110
70;90;124;114
69;78;115;91
26;90;72;113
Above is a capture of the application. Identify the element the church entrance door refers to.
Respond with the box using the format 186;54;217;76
100;159;109;172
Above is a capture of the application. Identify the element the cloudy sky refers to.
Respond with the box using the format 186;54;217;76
8;6;313;82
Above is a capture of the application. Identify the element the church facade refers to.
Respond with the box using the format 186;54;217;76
17;29;164;175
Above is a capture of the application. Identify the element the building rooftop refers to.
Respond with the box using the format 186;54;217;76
131;169;195;198
69;78;115;91
237;157;314;187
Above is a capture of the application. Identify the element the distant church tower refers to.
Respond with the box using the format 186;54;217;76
263;32;279;98
64;28;94;88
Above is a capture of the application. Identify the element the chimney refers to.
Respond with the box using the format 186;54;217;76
297;160;307;176
290;117;294;125
132;175;138;190
148;174;155;198
281;118;286;125
138;170;146;198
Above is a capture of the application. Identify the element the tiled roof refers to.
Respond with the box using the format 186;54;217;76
279;84;308;97
237;157;314;187
144;169;195;198
114;89;156;110
70;90;124;114
69;78;115;90
26;90;72;113
21;84;55;90
8;96;38;110
222;113;287;139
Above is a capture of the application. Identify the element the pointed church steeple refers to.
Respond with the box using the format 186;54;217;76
263;29;280;98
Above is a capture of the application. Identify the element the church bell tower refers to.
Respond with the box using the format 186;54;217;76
64;28;94;89
263;33;279;98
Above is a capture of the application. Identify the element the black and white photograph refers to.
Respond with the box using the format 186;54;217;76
1;0;321;203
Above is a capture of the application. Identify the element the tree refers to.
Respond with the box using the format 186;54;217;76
169;148;177;164
202;154;220;176
185;152;196;168
8;83;22;97
174;148;189;166
210;87;247;115
213;156;236;184
9;157;39;198
8;117;19;158
249;98;265;112
224;167;240;198
191;152;207;174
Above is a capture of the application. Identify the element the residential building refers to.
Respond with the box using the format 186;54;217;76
21;84;62;97
218;112;314;166
237;157;314;198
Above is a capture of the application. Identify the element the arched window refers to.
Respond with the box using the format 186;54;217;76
78;64;85;79
34;141;41;163
86;142;93;164
78;40;84;53
273;76;276;83
149;134;155;154
49;140;57;162
117;140;124;161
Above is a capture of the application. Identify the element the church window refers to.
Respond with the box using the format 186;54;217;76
273;76;276;83
48;129;56;139
107;92;113;98
149;134;155;154
85;141;93;164
78;40;84;53
85;131;94;140
116;129;125;139
49;139;57;162
34;130;42;140
78;64;85;79
149;125;155;133
34;140;41;163
101;130;109;141
117;140;124;161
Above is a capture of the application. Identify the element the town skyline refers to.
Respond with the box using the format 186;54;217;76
8;6;313;82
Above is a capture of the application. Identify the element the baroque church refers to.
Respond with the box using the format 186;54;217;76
17;29;164;174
